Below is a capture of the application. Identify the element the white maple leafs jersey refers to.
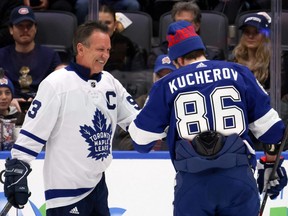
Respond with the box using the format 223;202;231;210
11;62;140;209
129;60;285;166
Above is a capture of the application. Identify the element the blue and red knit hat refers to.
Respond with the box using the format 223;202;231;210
166;20;205;61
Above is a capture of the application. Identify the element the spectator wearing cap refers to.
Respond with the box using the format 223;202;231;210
232;12;271;89
232;12;288;150
0;5;62;111
153;54;176;83
137;54;175;108
114;54;175;151
231;12;271;152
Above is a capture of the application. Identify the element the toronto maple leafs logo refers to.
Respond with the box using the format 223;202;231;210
79;109;112;160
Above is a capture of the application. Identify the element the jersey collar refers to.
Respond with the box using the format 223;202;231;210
66;61;102;82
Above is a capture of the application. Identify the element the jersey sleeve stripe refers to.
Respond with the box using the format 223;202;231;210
45;188;92;200
20;129;47;145
12;144;38;157
128;121;166;144
248;109;282;139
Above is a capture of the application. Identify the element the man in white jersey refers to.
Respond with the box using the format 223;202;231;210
3;21;140;216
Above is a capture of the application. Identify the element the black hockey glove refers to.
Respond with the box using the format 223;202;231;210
3;158;32;208
257;156;287;199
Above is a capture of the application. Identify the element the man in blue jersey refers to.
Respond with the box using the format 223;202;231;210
2;21;140;216
128;20;288;216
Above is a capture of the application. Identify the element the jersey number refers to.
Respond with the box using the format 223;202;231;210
28;100;42;119
106;92;140;110
174;86;245;140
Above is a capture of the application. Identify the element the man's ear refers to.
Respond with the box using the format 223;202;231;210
172;59;179;69
194;22;201;33
175;57;185;67
9;26;13;35
77;43;85;56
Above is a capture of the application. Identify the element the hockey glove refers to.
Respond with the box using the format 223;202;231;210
3;158;32;208
257;156;287;199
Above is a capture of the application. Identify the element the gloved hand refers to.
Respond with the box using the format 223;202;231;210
3;158;32;208
257;156;287;199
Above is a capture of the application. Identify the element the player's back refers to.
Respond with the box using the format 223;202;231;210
129;59;284;159
146;60;270;143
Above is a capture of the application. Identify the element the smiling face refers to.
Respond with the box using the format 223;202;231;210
0;87;12;112
76;30;111;74
9;20;36;45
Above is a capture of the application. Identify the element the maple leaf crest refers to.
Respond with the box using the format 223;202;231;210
79;109;112;160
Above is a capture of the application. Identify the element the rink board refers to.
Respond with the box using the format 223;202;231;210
0;151;287;216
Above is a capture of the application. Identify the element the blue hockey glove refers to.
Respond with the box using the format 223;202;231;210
3;158;31;208
257;156;287;199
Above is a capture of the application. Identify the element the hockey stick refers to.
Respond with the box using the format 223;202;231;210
259;126;288;216
0;170;12;216
0;202;12;216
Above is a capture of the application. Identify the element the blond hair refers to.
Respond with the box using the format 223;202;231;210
233;35;271;85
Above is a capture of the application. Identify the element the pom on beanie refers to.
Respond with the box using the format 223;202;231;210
166;20;205;61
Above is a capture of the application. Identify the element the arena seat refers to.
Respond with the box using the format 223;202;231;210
118;11;153;54
34;11;78;63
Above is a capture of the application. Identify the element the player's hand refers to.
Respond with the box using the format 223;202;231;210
257;156;287;199
3;158;32;208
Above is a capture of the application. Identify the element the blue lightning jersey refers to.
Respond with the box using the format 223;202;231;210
129;60;285;164
11;62;140;209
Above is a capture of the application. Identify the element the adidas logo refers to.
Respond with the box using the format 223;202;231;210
196;62;207;68
69;206;80;214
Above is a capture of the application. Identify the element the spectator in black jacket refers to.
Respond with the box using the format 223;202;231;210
98;4;147;72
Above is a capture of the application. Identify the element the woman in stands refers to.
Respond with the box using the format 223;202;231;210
232;12;271;151
232;12;288;150
98;4;146;72
232;12;271;89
